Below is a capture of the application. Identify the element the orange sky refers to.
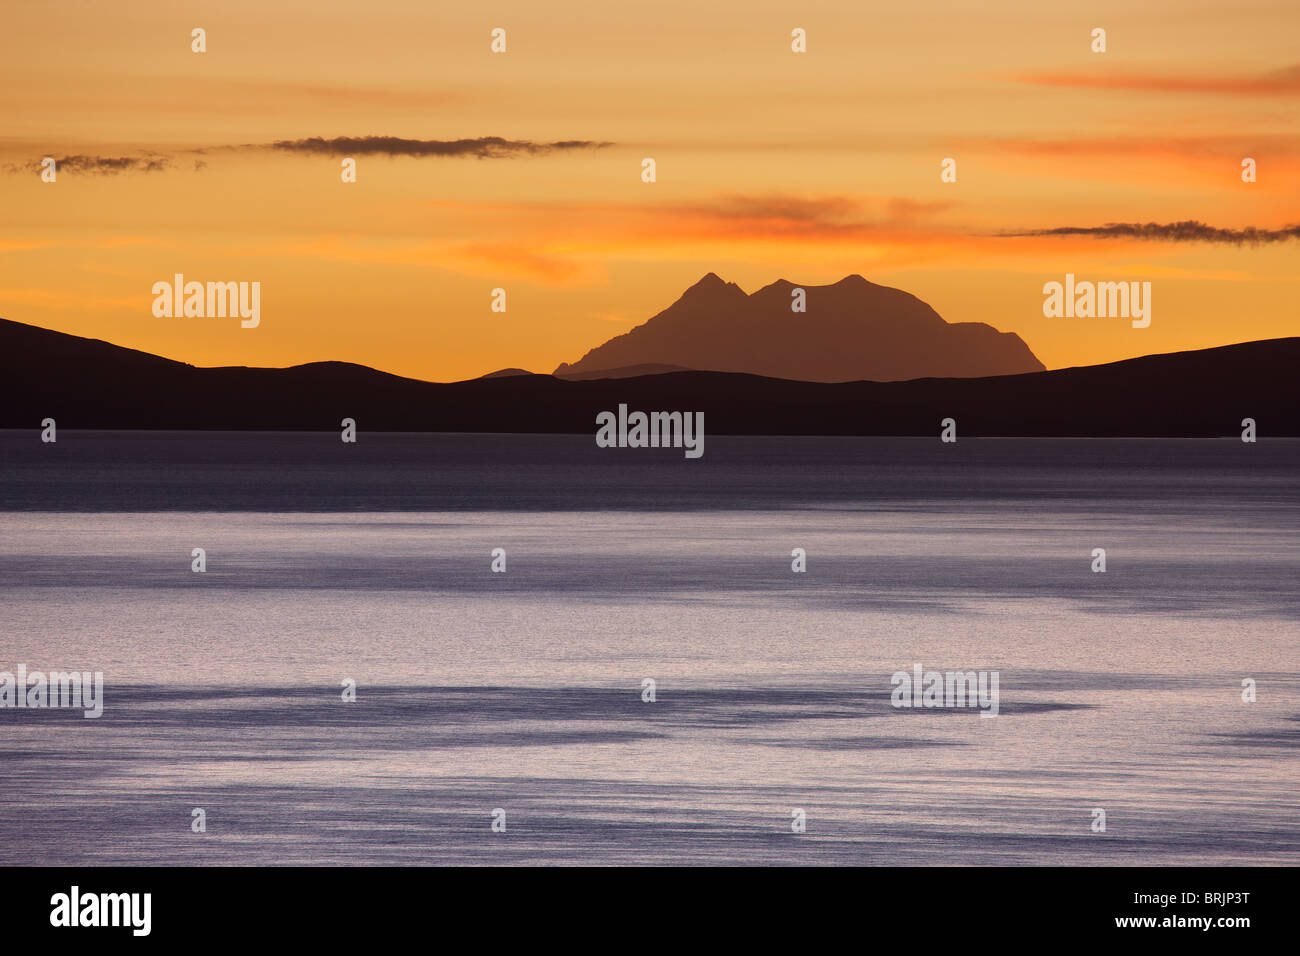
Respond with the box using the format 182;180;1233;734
1;0;1297;381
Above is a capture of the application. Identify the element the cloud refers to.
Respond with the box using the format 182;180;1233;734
12;154;170;175
262;136;612;158
448;241;584;280
999;220;1300;245
245;234;590;284
414;194;975;276
1006;64;1300;95
424;193;966;249
5;136;609;175
659;194;956;238
685;195;866;223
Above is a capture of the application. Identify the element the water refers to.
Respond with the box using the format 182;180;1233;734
1;432;1296;865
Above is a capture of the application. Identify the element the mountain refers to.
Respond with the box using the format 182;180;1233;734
1;317;1295;435
555;362;694;380
477;367;535;379
483;363;698;381
553;273;1045;381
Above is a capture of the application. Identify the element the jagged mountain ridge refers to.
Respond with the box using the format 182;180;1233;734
554;273;1045;382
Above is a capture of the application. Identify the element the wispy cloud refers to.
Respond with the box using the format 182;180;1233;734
412;194;973;276
5;137;610;175
10;154;170;175
261;136;612;158
661;194;956;237
999;220;1300;245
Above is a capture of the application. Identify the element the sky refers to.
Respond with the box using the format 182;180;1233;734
1;0;1297;381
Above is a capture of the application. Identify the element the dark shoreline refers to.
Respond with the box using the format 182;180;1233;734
1;319;1297;436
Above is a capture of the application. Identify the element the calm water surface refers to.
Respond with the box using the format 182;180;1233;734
1;433;1296;864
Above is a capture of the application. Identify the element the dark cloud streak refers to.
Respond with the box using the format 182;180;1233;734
1000;220;1300;245
11;154;171;175
6;136;609;175
265;136;612;158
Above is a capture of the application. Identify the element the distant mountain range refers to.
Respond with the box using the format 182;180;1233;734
1;317;1296;435
487;362;692;381
553;274;1045;381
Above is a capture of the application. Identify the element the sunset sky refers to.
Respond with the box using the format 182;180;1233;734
2;0;1297;381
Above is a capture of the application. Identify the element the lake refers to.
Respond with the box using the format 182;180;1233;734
1;432;1296;864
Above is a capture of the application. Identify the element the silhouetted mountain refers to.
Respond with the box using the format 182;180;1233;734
477;367;535;379
553;273;1045;381
1;318;1295;435
556;362;694;380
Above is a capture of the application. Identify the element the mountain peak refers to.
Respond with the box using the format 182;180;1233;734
555;271;1046;382
753;276;869;297
680;272;745;300
752;278;796;296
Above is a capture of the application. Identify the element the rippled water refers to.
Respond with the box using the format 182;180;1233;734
1;433;1296;864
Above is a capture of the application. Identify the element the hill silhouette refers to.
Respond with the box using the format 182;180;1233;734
0;318;1295;436
553;273;1045;381
554;362;694;380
